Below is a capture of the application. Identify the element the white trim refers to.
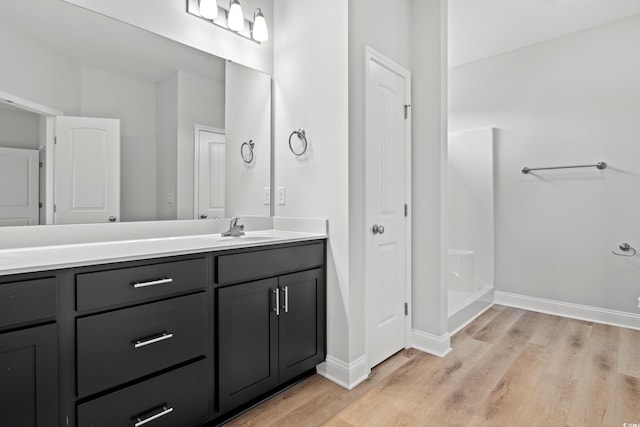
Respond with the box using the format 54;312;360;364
363;46;413;370
0;91;61;225
316;355;370;390
192;124;225;219
495;291;640;331
411;329;452;357
449;300;494;336
0;90;63;117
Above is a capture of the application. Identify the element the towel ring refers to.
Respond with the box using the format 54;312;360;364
289;128;308;156
240;140;254;164
612;242;636;257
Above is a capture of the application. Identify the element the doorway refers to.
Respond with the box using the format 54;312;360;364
193;125;226;219
364;47;412;369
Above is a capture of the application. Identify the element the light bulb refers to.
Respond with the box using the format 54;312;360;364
199;0;218;20
252;8;268;42
227;0;245;32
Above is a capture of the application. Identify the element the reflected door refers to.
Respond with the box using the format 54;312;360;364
196;128;225;219
54;116;120;224
0;147;39;226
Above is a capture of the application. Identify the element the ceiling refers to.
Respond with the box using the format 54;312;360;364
448;0;640;67
0;0;225;83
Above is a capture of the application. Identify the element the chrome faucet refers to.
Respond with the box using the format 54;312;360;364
222;217;245;237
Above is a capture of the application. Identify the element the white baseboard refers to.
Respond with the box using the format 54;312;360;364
316;354;370;390
495;291;640;331
411;329;451;357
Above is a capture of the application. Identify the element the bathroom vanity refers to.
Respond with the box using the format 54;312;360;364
0;227;327;427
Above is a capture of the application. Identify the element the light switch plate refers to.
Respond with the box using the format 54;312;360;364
277;186;286;205
264;187;271;205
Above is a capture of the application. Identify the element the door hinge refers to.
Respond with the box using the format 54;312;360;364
404;203;408;217
404;104;411;119
39;161;43;168
54;136;57;145
39;202;43;208
53;204;57;213
404;302;408;316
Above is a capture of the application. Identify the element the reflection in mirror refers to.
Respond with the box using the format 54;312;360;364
0;0;271;226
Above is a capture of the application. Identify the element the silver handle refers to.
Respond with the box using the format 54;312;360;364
132;278;173;289
273;289;280;316
134;332;174;349
372;224;385;235
109;216;117;222
134;406;174;427
283;286;289;313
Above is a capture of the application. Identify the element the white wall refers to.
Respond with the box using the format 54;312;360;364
0;20;80;115
273;0;350;365
80;67;158;221
449;14;640;314
411;0;449;338
176;71;225;220
0;107;39;150
225;62;271;217
63;0;273;75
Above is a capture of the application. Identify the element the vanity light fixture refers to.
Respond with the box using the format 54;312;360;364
227;0;245;32
199;0;218;20
187;0;269;44
252;8;268;42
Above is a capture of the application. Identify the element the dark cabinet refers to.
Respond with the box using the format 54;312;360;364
278;269;326;383
217;278;279;412
0;239;326;427
0;323;57;427
217;267;325;413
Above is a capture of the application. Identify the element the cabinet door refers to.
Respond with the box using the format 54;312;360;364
278;268;325;383
217;278;278;413
0;324;57;427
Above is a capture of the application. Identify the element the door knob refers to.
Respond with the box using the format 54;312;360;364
108;216;117;222
372;224;385;235
200;214;208;219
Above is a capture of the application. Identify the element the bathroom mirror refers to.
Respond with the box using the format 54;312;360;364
0;0;271;226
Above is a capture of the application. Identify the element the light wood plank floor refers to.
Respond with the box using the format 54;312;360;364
226;305;640;426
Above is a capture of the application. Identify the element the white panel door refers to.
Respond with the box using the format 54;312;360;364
54;116;120;224
365;51;411;368
0;147;39;226
196;129;225;219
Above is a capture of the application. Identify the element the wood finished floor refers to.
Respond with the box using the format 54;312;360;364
225;305;640;427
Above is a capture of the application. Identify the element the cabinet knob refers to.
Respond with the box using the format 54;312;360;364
200;214;208;219
108;216;117;222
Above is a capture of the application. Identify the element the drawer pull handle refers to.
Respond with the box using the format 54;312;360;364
131;277;173;288
134;332;174;349
134;406;174;427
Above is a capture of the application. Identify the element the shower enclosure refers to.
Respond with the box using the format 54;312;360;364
447;127;495;333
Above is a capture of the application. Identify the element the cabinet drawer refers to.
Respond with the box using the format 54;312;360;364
77;293;207;398
0;277;56;330
216;242;324;285
77;359;208;427
76;257;207;312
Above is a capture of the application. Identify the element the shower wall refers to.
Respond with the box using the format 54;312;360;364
448;127;494;291
449;14;640;318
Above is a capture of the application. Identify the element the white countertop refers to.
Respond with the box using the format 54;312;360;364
0;228;327;276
